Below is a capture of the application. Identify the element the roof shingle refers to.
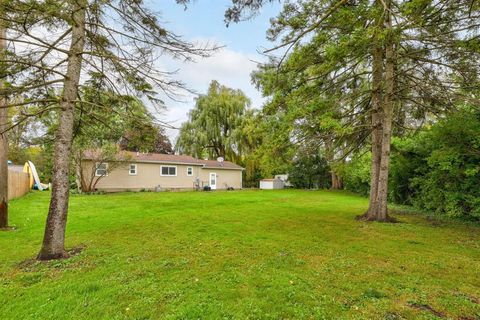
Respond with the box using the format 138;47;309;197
83;150;243;170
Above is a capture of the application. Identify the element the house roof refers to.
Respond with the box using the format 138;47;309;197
83;150;244;170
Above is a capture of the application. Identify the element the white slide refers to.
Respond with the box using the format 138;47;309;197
28;161;44;191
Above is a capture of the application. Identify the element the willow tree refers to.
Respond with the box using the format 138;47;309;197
176;80;250;163
2;0;214;259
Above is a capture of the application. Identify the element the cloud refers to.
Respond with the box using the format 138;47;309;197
156;43;266;142
180;48;258;93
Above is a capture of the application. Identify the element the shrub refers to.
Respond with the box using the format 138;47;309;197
391;109;480;220
341;153;371;196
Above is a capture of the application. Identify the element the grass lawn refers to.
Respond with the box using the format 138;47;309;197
0;190;479;319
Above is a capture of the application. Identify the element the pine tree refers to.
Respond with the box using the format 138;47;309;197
233;0;480;220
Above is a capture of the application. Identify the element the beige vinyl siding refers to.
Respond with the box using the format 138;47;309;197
82;160;242;191
198;168;242;189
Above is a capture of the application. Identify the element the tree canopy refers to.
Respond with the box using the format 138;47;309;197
249;0;480;220
176;80;251;163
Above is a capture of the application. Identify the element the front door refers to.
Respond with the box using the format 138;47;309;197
209;172;217;190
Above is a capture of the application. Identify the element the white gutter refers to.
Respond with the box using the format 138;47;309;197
83;158;244;169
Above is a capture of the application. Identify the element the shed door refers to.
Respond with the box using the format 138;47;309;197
210;172;217;190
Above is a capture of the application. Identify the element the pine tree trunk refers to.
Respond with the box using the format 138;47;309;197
362;13;384;220
0;12;8;229
325;138;342;190
331;171;343;190
331;172;337;189
37;1;86;260
374;0;395;222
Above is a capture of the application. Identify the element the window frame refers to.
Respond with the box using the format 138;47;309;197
187;167;193;176
160;165;177;177
95;162;108;177
129;163;137;176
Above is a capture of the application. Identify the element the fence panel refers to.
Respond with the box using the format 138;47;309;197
7;170;31;200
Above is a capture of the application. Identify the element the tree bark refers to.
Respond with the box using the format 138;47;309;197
325;138;342;190
361;7;384;221
0;10;8;229
75;155;82;194
331;171;343;190
37;1;86;260
374;0;395;222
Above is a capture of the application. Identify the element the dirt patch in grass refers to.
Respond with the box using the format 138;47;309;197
67;245;85;256
408;302;445;318
355;213;399;223
17;245;86;271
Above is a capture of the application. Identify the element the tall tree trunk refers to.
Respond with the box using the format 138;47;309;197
362;9;384;220
331;171;343;190
0;9;8;229
37;1;86;260
375;0;395;221
325;138;342;190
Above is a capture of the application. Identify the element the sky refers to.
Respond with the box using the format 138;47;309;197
146;1;282;141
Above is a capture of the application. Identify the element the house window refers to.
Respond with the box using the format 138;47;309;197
160;166;177;176
129;164;137;175
95;163;108;176
187;167;193;176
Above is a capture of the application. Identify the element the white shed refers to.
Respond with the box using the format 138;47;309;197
259;178;284;190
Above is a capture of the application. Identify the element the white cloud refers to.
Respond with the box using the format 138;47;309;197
153;43;266;143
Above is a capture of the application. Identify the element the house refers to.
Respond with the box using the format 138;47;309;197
81;151;244;192
259;178;284;190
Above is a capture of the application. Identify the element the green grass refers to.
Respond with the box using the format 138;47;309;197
0;190;479;319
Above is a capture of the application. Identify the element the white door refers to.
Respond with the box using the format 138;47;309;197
209;172;217;190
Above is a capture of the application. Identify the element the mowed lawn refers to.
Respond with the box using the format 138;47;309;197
0;190;479;319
